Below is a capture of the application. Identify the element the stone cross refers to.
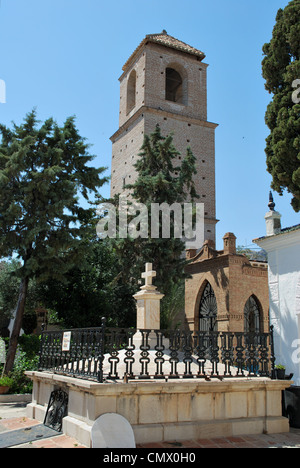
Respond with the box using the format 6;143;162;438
141;263;156;289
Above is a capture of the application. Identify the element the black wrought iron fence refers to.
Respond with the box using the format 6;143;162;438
38;325;106;383
38;319;276;383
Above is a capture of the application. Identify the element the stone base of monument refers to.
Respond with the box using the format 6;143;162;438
26;370;291;448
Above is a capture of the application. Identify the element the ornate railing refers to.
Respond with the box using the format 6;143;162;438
38;324;106;383
38;319;276;383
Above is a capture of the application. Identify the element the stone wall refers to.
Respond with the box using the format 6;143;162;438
26;371;290;447
185;233;269;332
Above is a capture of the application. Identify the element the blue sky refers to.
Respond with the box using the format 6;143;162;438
0;0;298;250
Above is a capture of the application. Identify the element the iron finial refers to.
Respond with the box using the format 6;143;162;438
268;191;275;211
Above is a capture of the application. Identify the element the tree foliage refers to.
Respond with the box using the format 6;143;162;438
0;261;20;325
0;110;108;371
0;260;42;336
109;125;199;320
262;0;300;211
38;239;136;329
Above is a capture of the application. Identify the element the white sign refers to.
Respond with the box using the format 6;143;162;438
62;332;71;352
0;338;6;364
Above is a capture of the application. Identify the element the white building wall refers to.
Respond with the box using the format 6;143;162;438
256;229;300;385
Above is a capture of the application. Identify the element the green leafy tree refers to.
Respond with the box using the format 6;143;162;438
109;125;199;310
0;259;43;336
160;279;185;330
39;239;136;329
236;246;267;262
0;110;108;372
262;0;300;211
0;260;20;332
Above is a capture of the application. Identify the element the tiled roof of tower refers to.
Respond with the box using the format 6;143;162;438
122;30;206;71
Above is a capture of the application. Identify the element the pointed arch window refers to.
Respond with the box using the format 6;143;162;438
199;282;218;332
127;70;136;114
296;274;300;316
244;296;261;333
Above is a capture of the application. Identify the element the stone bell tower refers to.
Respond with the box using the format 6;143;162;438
110;30;218;246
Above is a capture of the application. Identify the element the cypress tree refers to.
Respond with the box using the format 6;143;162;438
110;124;199;299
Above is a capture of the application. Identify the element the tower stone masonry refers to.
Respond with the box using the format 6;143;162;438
110;31;218;246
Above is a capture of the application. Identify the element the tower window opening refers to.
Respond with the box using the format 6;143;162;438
127;70;137;114
165;68;183;103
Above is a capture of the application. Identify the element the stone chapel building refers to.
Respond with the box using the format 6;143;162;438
110;30;218;246
184;233;269;333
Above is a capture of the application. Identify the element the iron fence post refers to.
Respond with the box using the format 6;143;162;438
97;317;106;383
38;324;45;370
270;325;276;379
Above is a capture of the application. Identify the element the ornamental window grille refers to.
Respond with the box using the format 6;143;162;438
199;282;218;332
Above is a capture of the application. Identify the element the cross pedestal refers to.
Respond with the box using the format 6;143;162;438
133;263;165;348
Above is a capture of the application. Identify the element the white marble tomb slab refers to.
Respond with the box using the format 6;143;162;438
91;413;136;448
